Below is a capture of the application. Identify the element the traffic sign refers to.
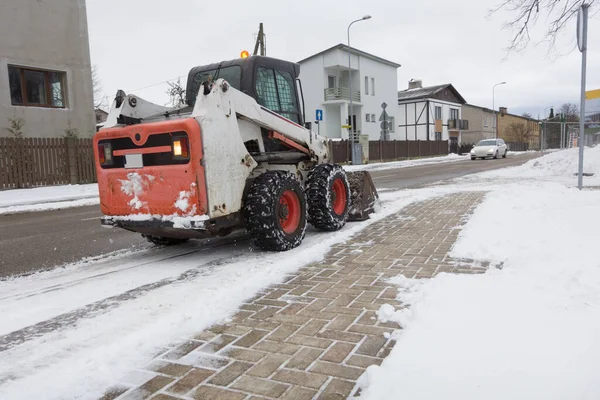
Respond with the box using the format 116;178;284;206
315;109;323;121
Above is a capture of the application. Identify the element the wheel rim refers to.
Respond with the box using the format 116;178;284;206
331;178;348;216
279;190;301;234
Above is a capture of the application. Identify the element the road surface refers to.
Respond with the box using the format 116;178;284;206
0;154;538;278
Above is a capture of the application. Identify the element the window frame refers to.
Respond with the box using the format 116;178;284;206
255;66;301;124
371;113;376;123
450;108;459;120
435;106;442;120
8;65;67;108
371;77;375;96
364;76;369;95
366;113;370;122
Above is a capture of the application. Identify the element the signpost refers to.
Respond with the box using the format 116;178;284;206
379;102;390;141
577;3;589;190
315;109;323;136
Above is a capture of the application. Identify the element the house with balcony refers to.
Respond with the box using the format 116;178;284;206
298;44;400;140
397;80;467;153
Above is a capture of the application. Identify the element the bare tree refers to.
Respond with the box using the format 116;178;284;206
492;0;596;53
92;65;103;108
6;117;25;138
559;102;580;120
166;78;186;108
521;112;533;119
505;122;532;142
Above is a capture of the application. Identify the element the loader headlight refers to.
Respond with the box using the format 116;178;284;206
171;134;189;160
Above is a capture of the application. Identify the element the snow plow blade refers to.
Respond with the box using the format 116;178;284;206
346;171;380;221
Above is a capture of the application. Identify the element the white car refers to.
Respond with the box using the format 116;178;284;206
470;139;508;160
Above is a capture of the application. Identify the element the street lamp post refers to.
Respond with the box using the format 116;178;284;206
492;81;506;139
348;15;371;165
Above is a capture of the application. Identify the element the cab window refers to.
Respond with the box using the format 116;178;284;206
255;67;300;124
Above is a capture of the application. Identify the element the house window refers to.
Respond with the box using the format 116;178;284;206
371;113;376;122
435;106;442;120
450;108;459;120
366;114;370;122
435;132;442;140
255;67;300;123
328;75;336;89
371;78;375;96
483;115;488;127
8;65;66;107
389;116;395;132
364;76;369;95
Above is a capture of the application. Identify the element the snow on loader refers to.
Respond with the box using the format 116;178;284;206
94;55;379;251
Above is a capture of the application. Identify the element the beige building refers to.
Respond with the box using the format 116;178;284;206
461;104;496;144
496;107;540;146
0;0;95;138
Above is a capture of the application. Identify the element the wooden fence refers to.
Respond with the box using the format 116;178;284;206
330;140;449;164
0;137;96;189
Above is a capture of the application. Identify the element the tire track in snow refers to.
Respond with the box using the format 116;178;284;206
0;247;249;352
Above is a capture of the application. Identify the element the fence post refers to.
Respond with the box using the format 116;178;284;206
394;140;397;160
65;137;79;185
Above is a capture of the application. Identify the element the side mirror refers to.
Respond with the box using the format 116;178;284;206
304;122;312;130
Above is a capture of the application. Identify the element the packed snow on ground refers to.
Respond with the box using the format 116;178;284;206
0;184;99;214
472;146;600;186
344;153;466;172
358;179;600;400
0;183;476;400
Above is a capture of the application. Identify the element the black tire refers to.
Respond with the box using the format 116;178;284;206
142;234;189;246
493;151;499;159
502;149;507;158
306;164;350;231
244;171;307;251
471;157;476;161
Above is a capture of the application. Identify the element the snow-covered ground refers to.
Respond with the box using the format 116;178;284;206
358;147;600;400
0;184;99;215
344;153;466;172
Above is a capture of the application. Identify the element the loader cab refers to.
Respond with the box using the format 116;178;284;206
186;56;305;126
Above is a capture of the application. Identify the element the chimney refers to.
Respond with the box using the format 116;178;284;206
499;107;507;115
408;79;422;89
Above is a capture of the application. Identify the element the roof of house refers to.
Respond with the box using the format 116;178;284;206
463;103;495;114
298;44;401;68
397;83;466;104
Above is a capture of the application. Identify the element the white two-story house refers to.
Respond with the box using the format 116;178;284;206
397;80;468;153
298;44;400;140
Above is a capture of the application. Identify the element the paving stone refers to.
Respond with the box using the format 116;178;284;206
199;335;237;354
218;347;267;363
272;369;328;389
355;336;387;357
252;340;301;355
167;368;216;395
317;329;364;343
346;355;383;368
317;378;356;400
320;342;356;363
296;319;328;336
310;362;363;380
280;386;318;400
247;354;289;378
232;330;269;348
192;385;247;400
326;315;357;331
154;363;193;378
149;394;182;400
286;334;333;349
267;324;301;342
208;362;253;386
286;347;323;370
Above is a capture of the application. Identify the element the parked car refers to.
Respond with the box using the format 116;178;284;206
470;139;508;160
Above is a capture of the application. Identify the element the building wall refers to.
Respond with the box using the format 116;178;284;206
497;112;540;142
0;0;95;138
461;104;495;144
397;99;461;141
299;48;398;141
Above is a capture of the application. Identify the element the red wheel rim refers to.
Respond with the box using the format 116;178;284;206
279;190;301;234
332;178;347;215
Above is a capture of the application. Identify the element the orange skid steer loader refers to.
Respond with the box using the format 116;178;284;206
95;55;378;251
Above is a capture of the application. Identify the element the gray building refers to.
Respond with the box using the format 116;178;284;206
0;0;95;138
461;104;496;144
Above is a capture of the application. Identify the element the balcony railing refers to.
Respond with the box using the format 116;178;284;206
324;87;361;102
448;119;469;130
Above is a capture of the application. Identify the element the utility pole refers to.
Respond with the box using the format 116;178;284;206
253;23;266;56
577;4;589;190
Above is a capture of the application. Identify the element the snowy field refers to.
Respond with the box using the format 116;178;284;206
358;147;600;400
0;184;99;215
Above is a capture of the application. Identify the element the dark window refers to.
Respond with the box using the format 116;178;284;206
7;66;66;108
435;132;442;140
192;65;242;92
435;106;442;120
255;67;300;123
450;108;459;120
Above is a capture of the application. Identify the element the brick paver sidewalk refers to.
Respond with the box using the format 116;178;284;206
102;192;486;400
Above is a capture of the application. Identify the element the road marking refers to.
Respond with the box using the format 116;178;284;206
81;216;102;221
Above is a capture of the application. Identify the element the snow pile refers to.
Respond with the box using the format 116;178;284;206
477;146;600;185
0;184;99;215
358;182;600;400
344;153;465;173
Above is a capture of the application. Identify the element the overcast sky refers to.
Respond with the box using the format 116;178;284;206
86;0;599;118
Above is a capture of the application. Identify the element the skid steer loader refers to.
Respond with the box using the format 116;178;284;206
94;55;379;251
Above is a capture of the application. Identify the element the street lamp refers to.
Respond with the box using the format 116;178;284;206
492;81;506;139
348;15;371;165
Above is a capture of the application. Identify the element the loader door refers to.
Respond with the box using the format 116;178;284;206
254;67;302;125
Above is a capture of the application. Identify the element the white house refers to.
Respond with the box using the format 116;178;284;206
298;44;400;141
397;80;468;153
